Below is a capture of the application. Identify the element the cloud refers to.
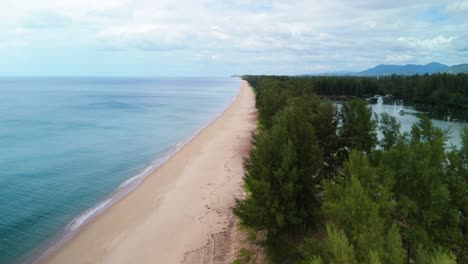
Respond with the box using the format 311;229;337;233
96;24;191;51
22;12;72;29
397;35;455;50
385;54;414;63
0;0;466;75
444;1;468;13
343;0;432;10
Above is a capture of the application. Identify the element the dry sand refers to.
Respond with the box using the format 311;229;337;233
42;80;256;264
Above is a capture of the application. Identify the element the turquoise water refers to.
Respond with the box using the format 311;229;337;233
0;77;239;263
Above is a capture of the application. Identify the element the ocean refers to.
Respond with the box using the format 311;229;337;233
0;77;240;263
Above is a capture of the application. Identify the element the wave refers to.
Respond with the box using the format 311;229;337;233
66;199;112;231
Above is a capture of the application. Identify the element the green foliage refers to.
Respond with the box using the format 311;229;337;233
237;76;467;264
323;225;357;264
244;73;468;121
234;100;323;237
300;225;357;264
300;224;402;264
415;247;457;264
232;248;254;264
338;98;377;157
379;112;400;150
323;151;395;262
257;84;291;129
383;118;460;257
383;224;405;264
410;115;446;144
289;96;340;179
367;250;382;264
306;256;323;264
461;127;468;163
311;100;340;179
450;128;468;262
324;226;357;264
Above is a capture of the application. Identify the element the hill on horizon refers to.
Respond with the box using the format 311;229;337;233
319;62;468;76
445;64;468;74
359;62;449;76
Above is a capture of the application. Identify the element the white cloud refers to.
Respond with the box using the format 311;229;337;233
385;54;414;63
366;20;377;29
96;24;192;51
397;35;455;50
445;1;468;13
0;0;466;75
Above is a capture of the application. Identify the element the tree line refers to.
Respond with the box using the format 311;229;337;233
244;74;468;121
234;76;467;263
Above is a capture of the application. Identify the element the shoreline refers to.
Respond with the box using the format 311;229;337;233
27;82;240;264
37;80;256;264
27;94;234;264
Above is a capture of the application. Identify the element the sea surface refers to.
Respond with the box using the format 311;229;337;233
0;77;239;264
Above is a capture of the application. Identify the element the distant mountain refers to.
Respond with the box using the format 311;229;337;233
358;62;449;76
446;64;468;74
314;62;468;76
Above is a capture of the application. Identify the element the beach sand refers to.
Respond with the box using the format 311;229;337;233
42;80;256;264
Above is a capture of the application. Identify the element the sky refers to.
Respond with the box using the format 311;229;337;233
0;0;467;76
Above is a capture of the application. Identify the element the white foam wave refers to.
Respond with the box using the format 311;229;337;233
66;199;112;231
119;165;154;189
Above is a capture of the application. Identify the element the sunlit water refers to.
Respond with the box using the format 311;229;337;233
0;77;239;263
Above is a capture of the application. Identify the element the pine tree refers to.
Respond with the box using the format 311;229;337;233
324;154;386;261
323;225;357;264
338;98;377;158
451;127;468;263
415;247;457;264
384;117;460;260
379;112;400;150
383;224;405;264
312;101;340;179
257;85;291;129
234;100;323;239
323;151;404;263
367;250;383;264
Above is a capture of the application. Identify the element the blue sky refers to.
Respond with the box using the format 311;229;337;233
0;0;467;76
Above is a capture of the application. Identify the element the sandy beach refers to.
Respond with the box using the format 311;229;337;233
42;80;256;264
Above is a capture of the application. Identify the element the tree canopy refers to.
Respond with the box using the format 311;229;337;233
235;75;467;264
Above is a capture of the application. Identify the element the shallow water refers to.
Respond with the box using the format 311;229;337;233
0;77;239;263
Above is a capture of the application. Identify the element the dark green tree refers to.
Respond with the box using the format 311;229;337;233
301;226;401;264
323;151;402;263
383;117;460;261
446;127;468;262
301;225;357;264
312;101;340;179
257;85;291;129
234;100;323;239
415;246;457;264
300;152;403;264
338;98;377;157
240;76;467;264
379;112;401;150
288;96;340;180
